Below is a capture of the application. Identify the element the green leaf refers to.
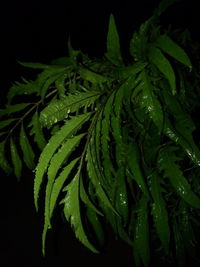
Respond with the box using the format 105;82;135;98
164;119;200;166
0;141;12;174
4;103;30;115
114;167;129;224
155;34;192;69
112;62;147;79
127;142;150;197
34;113;91;210
49;158;79;219
55;74;67;98
150;173;170;253
78;67;113;83
0;119;17;130
18;61;54;69
129;18;152;61
158;146;200;209
86;143;117;214
133;195;150;267
45;133;85;227
28;111;46;151
80;178;103;216
40;91;100;127
105;14;123;66
139;70;164;131
148;45;176;94
7;79;38;104
173;218;186;267
86;207;105;246
63;170;99;253
10;137;22;180
20;124;35;169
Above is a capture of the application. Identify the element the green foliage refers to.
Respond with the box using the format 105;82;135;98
1;0;200;266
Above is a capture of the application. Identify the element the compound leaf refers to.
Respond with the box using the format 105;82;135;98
158;146;200;209
40;91;100;127
34;113;91;210
28;111;46;151
63;170;99;253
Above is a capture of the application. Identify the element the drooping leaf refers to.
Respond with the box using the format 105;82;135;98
80;178;103;216
101;92;116;185
133;195;150;267
40;91;100;127
3;103;30;115
44;133;85;227
105;14;123;66
139;70;164;131
163;118;200;166
0;118;18;130
86;207;105;246
86;142;117;214
173;218;186;267
127;142;150;197
10;137;22;180
150;173;170;253
28;111;47;151
114;167;129;225
20;124;35;169
155;34;192;69
0;141;12;174
148;45;176;94
34;113;91;210
63;170;99;253
158;146;200;209
49;157;80;219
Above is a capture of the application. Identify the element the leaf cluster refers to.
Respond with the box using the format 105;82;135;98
1;0;200;266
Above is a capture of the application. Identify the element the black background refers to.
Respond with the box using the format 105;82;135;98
1;0;200;266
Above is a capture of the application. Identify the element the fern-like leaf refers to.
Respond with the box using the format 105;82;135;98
7;79;38;104
86;143;117;214
158;146;200;208
40;91;100;127
28;111;46;151
78;67;113;84
63;170;99;253
34;113;91;210
44;133;85;228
